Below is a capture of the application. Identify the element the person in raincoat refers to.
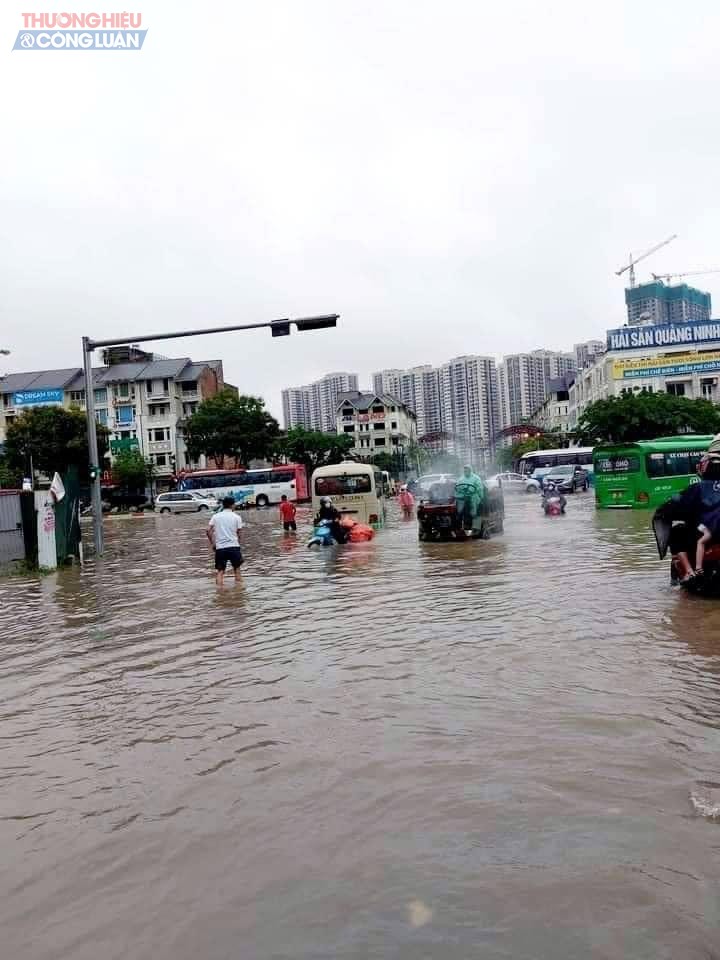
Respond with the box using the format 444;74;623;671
454;465;486;525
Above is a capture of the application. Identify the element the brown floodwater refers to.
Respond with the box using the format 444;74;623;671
2;494;720;959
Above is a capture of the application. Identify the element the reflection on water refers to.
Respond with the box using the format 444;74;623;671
2;495;720;959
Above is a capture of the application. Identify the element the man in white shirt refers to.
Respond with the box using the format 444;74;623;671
206;497;244;585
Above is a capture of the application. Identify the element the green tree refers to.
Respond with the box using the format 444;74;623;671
577;391;720;444
405;440;431;474
5;406;109;478
112;450;154;491
0;456;21;489
371;452;399;475
183;390;279;467
274;427;354;477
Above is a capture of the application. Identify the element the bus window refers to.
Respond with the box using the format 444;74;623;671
315;475;371;496
596;456;640;474
271;470;295;484
248;471;271;485
646;450;705;478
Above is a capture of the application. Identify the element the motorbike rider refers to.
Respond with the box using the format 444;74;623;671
542;480;566;513
656;454;720;581
314;497;348;544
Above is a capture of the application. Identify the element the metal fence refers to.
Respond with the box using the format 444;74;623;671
0;492;25;565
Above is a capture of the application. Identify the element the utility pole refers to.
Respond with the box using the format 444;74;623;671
82;314;339;556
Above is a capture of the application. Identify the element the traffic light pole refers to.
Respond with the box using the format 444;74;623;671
82;335;104;557
82;314;339;556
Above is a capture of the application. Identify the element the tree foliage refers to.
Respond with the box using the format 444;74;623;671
576;392;720;444
274;428;354;477
406;440;431;474
0;456;21;489
183;390;279;468
4;406;109;478
112;450;154;490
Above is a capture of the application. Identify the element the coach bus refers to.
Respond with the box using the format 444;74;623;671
593;436;714;509
177;463;308;507
518;447;594;477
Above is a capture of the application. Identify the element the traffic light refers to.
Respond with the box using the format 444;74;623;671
89;465;99;482
270;319;292;337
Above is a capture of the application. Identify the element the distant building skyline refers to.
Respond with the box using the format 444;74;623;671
498;349;575;430
282;371;359;433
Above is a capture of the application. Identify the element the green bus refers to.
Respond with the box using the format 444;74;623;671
593;435;715;509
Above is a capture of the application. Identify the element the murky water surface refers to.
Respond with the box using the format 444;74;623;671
3;495;720;959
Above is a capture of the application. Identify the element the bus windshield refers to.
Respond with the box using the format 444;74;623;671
594;455;640;474
315;474;372;496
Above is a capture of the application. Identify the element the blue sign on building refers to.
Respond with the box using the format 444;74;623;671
12;388;64;407
607;319;720;352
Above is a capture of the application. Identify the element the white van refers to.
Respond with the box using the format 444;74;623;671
311;461;386;525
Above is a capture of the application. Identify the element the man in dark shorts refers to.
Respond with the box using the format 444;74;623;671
206;496;244;585
278;494;297;533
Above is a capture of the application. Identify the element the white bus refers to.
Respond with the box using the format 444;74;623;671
518;447;594;477
311;461;386;526
177;465;307;508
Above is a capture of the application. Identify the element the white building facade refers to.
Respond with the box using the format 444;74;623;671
0;348;228;483
530;376;573;435
569;318;720;428
336;391;417;460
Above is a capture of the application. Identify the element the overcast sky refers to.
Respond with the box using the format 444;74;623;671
2;0;720;417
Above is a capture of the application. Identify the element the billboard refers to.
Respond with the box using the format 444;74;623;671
612;351;720;379
110;438;140;454
607;320;720;352
12;388;64;407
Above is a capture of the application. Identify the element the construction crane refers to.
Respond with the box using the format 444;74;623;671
615;234;677;288
651;268;720;284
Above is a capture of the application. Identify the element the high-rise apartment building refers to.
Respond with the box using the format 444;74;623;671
281;387;311;430
281;372;359;432
373;357;500;459
439;356;500;461
372;365;443;437
498;349;575;429
625;281;711;326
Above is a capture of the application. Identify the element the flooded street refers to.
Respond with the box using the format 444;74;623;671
3;494;720;959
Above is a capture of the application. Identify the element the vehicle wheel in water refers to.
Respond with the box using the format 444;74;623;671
255;495;269;508
198;504;209;511
159;507;170;514
526;485;537;494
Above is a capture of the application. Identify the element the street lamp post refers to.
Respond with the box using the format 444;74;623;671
82;314;338;556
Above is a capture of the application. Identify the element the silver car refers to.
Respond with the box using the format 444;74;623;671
156;492;218;514
488;472;541;494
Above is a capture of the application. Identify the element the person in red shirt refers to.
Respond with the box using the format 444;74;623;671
278;494;297;533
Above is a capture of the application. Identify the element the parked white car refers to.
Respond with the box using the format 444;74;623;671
487;472;541;494
156;492;218;514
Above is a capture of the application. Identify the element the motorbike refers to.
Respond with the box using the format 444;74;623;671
307;518;336;548
542;482;566;516
653;506;720;595
307;516;375;547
